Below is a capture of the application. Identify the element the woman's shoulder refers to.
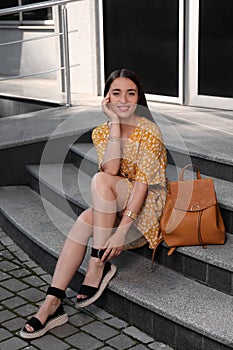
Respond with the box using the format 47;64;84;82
138;117;162;138
92;122;109;140
92;121;109;134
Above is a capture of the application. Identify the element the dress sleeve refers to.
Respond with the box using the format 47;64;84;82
134;130;166;186
92;124;109;169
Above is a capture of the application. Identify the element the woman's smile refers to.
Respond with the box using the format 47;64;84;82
109;77;138;119
117;105;131;112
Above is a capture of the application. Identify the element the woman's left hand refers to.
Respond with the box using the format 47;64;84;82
101;232;125;261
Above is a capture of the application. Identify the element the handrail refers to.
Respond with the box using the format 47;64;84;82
0;0;82;106
0;64;79;82
0;29;78;48
0;0;79;17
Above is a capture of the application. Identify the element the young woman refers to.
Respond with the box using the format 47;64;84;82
20;68;167;339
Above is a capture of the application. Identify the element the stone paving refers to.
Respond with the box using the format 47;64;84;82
0;228;173;350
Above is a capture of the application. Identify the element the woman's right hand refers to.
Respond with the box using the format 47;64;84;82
102;93;119;122
100;231;125;262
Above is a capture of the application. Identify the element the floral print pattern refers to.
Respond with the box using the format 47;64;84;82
92;117;167;249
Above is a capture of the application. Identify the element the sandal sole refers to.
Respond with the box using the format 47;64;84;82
19;312;68;339
76;264;117;308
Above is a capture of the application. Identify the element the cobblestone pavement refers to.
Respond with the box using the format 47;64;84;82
0;228;173;350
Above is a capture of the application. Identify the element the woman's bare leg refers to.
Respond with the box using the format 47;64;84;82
51;208;94;290
25;208;94;332
77;172;130;299
25;172;131;329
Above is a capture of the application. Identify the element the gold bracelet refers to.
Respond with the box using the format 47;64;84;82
123;210;138;220
108;136;121;142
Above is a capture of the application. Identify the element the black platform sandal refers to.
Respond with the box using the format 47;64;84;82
76;248;117;308
20;286;68;339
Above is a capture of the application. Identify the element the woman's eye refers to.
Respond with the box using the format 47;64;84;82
112;92;120;96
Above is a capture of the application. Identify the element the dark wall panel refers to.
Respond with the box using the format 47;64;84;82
103;0;179;97
199;0;233;98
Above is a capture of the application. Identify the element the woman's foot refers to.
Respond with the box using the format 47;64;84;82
77;256;105;300
20;287;68;339
24;295;61;333
76;253;117;308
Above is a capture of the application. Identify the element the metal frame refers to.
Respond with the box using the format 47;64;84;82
98;0;184;104
187;0;233;110
0;0;82;106
97;0;105;96
146;0;184;104
0;0;78;17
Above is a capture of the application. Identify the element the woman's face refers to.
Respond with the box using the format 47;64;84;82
108;77;138;119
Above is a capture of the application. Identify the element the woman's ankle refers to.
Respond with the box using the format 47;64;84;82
43;294;61;310
24;289;64;333
90;255;105;268
79;257;104;289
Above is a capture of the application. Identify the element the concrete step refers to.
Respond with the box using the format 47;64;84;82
69;109;233;182
26;163;91;218
149;108;233;182
26;163;233;296
0;106;104;185
70;143;233;234
0;105;232;185
0;186;232;350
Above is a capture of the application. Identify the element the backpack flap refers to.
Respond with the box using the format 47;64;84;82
170;177;217;212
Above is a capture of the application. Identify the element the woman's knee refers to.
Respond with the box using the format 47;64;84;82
91;172;113;198
91;172;110;186
78;208;93;226
68;208;93;244
91;173;119;213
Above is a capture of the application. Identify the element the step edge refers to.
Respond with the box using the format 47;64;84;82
26;164;233;273
70;144;233;210
108;274;233;348
26;164;87;210
71;138;233;168
0;186;232;347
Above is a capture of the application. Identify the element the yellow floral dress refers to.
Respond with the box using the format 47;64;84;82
92;117;167;250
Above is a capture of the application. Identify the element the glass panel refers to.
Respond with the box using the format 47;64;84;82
22;0;52;21
0;1;19;20
103;0;179;97
0;1;52;22
199;0;233;98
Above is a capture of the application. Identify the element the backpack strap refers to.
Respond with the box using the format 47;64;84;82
167;247;176;256
151;238;163;272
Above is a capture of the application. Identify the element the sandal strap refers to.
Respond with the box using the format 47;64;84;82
91;247;100;258
78;284;98;298
22;303;65;335
25;316;43;332
77;262;111;298
47;303;64;321
91;247;107;259
46;286;66;300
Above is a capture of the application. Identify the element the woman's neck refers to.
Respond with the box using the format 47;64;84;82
119;115;140;138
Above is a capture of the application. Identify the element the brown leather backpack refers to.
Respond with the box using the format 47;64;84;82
160;164;225;255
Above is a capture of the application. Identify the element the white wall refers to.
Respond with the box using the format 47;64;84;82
0;28;57;79
0;0;100;96
66;0;99;95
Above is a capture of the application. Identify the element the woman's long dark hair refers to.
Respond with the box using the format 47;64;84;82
104;68;154;122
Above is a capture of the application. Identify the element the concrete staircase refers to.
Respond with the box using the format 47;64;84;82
0;104;232;350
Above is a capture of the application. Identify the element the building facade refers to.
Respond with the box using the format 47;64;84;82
0;0;233;110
